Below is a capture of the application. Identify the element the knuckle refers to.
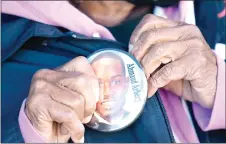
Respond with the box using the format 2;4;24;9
188;24;198;30
65;109;76;121
32;79;48;90
29;80;49;103
176;20;186;26
150;76;158;86
34;109;47;124
153;43;165;56
195;49;215;67
141;30;150;39
188;24;202;35
26;100;35;112
162;65;173;77
138;14;156;30
141;53;150;67
185;24;198;32
179;24;199;40
190;38;204;48
147;28;158;39
139;29;157;44
61;56;87;71
74;56;87;63
179;25;193;39
33;69;52;79
142;14;153;22
143;14;159;22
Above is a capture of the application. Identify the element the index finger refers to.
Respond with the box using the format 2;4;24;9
58;56;99;99
57;57;99;119
129;14;181;52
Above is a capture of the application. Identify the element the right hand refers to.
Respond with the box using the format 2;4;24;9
25;56;99;143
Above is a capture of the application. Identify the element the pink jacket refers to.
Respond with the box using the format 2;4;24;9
2;1;225;143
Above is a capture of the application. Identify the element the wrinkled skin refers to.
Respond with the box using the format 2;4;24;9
25;7;218;144
129;14;217;109
26;57;99;143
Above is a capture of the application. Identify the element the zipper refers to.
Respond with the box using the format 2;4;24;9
67;33;127;48
41;32;126;46
156;92;175;142
42;33;128;56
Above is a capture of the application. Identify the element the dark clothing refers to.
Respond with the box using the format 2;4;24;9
1;14;174;143
1;1;225;142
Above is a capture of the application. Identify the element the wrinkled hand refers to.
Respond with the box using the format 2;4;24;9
129;14;217;108
25;57;99;143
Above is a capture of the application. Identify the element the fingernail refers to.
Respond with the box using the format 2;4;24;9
128;43;134;53
76;136;84;143
92;32;101;38
161;57;171;64
148;83;158;98
82;115;92;123
148;88;152;98
145;72;150;79
80;136;85;143
129;43;139;59
148;88;158;98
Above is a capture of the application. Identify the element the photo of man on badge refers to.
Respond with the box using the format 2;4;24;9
89;52;130;130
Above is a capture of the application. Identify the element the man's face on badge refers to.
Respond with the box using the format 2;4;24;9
91;54;129;120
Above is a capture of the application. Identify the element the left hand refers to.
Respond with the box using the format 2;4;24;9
129;14;217;108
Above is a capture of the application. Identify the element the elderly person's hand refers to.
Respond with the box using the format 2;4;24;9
129;14;217;108
25;57;99;143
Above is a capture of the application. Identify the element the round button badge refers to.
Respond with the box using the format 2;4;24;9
86;49;148;132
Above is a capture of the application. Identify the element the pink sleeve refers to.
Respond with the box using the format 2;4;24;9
1;1;115;39
2;1;62;27
18;99;46;143
192;54;225;131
